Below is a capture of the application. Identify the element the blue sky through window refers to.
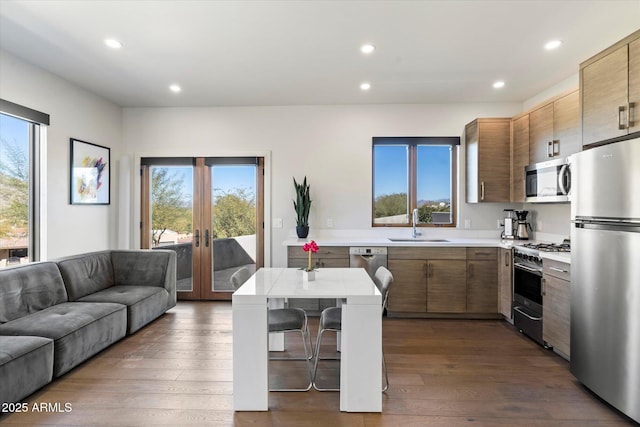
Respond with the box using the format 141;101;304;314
374;144;451;202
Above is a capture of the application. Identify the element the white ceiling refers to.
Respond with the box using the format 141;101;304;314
1;1;639;108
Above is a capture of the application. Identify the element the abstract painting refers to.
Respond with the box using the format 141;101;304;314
70;138;110;205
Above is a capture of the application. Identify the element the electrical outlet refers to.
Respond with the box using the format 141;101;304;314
273;218;283;228
464;219;472;229
326;218;333;228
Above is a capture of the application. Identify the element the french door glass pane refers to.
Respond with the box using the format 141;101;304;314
416;145;452;224
210;165;257;291
373;145;409;224
149;165;194;292
0;114;30;268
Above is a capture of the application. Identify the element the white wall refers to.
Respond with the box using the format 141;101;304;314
0;50;122;259
123;103;524;267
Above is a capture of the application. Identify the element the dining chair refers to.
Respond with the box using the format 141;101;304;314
311;266;393;392
230;267;314;391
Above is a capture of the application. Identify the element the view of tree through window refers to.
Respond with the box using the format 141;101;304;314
0;114;29;267
373;138;457;226
149;165;256;247
151;167;193;247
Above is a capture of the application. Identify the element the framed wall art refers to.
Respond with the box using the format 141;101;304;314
70;138;110;205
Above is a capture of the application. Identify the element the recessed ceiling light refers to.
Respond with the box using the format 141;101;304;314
360;82;371;91
493;81;505;89
360;44;375;54
104;38;122;49
169;84;181;93
544;40;563;50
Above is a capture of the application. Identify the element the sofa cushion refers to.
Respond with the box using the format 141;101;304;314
0;302;126;377
111;250;171;288
0;262;68;324
0;335;54;404
57;251;114;301
77;285;169;334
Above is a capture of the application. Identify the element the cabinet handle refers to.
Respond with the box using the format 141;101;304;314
505;252;510;267
480;182;485;201
618;105;627;130
629;102;636;128
552;140;559;156
549;266;568;273
428;263;433;278
547;141;553;158
469;263;474;279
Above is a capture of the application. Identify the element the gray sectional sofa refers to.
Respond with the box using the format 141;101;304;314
0;249;176;405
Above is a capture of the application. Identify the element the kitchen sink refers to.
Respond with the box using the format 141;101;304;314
387;238;450;242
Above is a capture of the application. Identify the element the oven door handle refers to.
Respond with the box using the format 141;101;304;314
514;306;542;321
514;262;543;276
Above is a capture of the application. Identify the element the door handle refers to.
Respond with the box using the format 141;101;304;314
204;229;210;247
618;105;627;130
194;229;200;247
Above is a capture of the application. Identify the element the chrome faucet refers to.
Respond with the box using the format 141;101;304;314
412;208;422;238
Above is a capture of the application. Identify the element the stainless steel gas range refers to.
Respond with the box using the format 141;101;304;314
512;240;570;347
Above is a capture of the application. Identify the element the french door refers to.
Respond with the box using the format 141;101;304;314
140;157;264;300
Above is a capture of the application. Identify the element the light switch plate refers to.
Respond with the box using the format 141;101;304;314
464;219;471;229
273;218;283;228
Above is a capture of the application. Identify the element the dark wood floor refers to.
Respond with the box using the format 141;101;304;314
1;301;636;426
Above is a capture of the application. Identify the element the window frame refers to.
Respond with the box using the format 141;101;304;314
372;137;458;228
0;99;48;264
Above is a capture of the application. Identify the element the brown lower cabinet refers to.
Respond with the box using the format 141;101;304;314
466;248;498;313
428;260;467;313
542;258;571;359
387;246;499;317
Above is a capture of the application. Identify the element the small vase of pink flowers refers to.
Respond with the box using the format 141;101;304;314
302;240;319;281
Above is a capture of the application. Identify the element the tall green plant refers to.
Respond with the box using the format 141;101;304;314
293;176;311;227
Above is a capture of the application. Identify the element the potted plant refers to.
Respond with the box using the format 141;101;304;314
293;176;311;238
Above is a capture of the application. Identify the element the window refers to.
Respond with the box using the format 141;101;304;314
0;99;48;268
372;137;459;227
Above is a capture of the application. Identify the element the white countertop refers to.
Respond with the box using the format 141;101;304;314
283;236;528;249
540;251;571;264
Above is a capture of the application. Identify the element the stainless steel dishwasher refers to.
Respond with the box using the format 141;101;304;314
349;247;388;280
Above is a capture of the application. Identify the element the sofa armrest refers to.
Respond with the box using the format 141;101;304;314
110;250;177;309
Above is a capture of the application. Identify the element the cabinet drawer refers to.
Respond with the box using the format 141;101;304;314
543;259;571;281
287;246;348;259
466;247;497;260
287;257;349;269
388;247;466;260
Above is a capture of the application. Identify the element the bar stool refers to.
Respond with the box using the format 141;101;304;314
312;266;393;391
230;267;314;391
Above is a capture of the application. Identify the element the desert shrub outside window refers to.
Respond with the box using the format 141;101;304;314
372;137;458;227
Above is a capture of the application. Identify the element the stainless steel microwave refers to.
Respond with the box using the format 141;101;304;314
525;157;571;203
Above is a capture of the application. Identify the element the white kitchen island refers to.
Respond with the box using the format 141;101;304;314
232;267;382;412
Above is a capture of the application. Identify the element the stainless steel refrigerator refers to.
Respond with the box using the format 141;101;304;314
570;137;640;423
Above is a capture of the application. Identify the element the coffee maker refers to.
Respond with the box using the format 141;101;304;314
501;209;517;240
515;210;532;240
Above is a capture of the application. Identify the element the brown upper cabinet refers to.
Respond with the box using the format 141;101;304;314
529;90;580;163
510;114;530;203
581;30;640;147
465;118;511;203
